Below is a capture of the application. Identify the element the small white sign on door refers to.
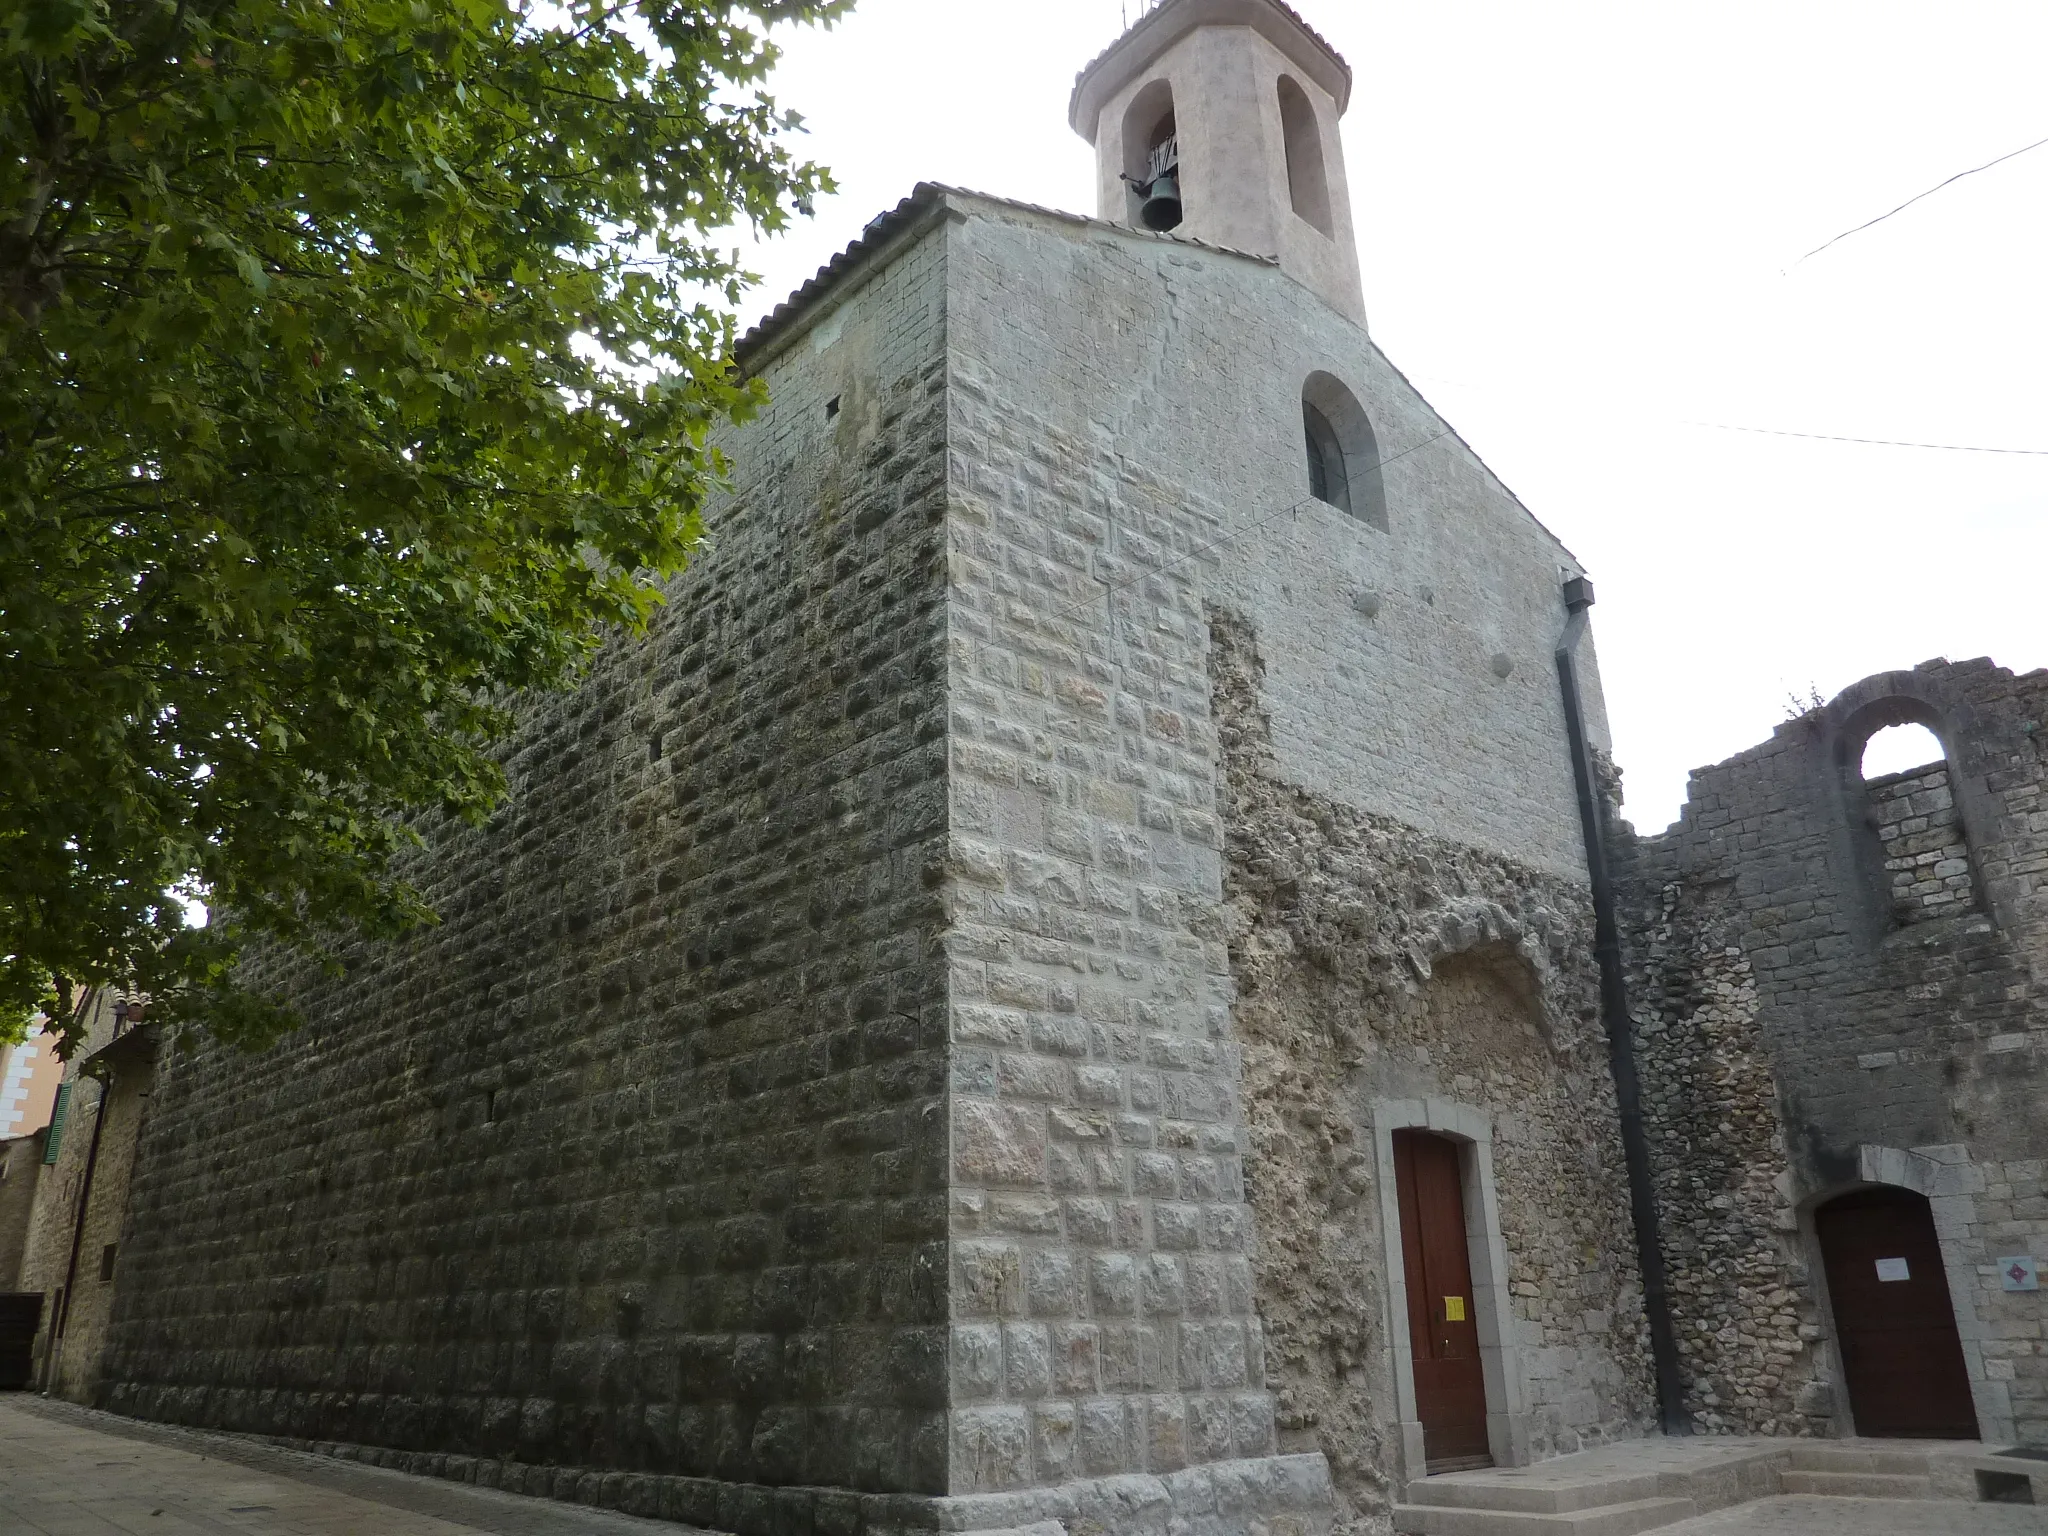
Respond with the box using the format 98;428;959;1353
1999;1256;2039;1292
1874;1257;1911;1282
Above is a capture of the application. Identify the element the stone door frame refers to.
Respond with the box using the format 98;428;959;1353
1371;1097;1531;1484
1800;1142;2014;1444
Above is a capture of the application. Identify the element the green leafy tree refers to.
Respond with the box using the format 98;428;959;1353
1;0;846;1055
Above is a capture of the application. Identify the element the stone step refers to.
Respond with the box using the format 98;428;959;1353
1785;1443;1934;1476
1391;1496;1698;1536
1402;1473;1665;1514
1778;1469;1934;1500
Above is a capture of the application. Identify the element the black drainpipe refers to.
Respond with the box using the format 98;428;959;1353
1554;576;1689;1436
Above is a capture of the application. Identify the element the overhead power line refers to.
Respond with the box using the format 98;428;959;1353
1797;130;2048;264
1693;421;2048;456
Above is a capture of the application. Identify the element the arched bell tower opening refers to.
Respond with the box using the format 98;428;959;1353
1278;75;1332;235
1120;80;1183;232
1072;0;1367;326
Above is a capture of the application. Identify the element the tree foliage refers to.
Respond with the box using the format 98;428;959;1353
1;0;846;1055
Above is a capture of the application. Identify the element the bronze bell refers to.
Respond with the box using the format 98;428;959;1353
1139;171;1183;232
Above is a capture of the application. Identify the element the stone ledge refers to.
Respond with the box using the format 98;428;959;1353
242;1438;1336;1536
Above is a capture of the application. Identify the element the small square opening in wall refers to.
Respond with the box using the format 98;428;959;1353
98;1242;117;1282
825;395;841;420
1977;1469;2035;1504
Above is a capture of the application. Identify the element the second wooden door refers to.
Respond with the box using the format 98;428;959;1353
1393;1130;1491;1470
1817;1187;1978;1438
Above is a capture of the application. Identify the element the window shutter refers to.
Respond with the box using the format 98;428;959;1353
43;1082;71;1164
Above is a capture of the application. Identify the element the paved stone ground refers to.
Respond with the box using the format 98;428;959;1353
0;1398;689;1535
1658;1493;2047;1533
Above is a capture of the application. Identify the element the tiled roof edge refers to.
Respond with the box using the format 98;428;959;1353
732;184;1280;370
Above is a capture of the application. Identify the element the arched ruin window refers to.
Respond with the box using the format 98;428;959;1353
1862;722;1943;780
1277;75;1333;236
1121;81;1182;231
1852;717;1976;927
1302;372;1386;530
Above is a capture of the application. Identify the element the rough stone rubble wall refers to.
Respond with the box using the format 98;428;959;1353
1211;613;1652;1525
1621;880;1827;1435
98;223;957;1494
1616;657;2048;1446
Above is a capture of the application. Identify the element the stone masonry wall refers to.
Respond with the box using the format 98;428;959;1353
941;336;1281;1498
1868;763;1976;927
940;199;1605;886
1210;613;1653;1529
935;193;1640;1525
1616;657;2048;1446
97;221;957;1495
87;187;1641;1531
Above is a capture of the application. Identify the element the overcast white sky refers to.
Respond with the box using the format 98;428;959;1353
721;0;2048;831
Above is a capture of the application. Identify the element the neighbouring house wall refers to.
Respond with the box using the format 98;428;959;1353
0;1133;46;1288
0;1025;62;1141
97;218;956;1498
16;990;124;1388
1615;657;2048;1446
31;1035;159;1401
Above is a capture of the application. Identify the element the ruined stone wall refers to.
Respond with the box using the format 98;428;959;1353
1616;657;2048;1446
97;220;957;1495
1210;614;1652;1527
1621;880;1827;1435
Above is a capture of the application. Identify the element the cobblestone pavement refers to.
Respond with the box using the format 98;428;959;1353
0;1398;690;1535
1659;1493;2048;1534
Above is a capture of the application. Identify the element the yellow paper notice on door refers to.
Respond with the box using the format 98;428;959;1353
1444;1296;1466;1322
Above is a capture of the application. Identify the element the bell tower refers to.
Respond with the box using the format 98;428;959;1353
1071;0;1366;326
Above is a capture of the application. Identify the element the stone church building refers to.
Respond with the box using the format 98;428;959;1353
29;2;2047;1533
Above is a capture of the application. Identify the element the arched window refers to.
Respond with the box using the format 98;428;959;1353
1277;76;1332;236
1848;714;1975;927
1121;81;1181;232
1304;402;1346;512
1861;722;1943;780
1302;372;1386;530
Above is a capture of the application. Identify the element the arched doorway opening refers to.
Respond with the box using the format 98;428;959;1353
1816;1187;1978;1438
1392;1129;1490;1469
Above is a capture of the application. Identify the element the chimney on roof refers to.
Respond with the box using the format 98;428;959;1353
1071;0;1365;327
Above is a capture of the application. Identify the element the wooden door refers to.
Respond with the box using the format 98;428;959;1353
1816;1187;1978;1438
1393;1130;1490;1469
